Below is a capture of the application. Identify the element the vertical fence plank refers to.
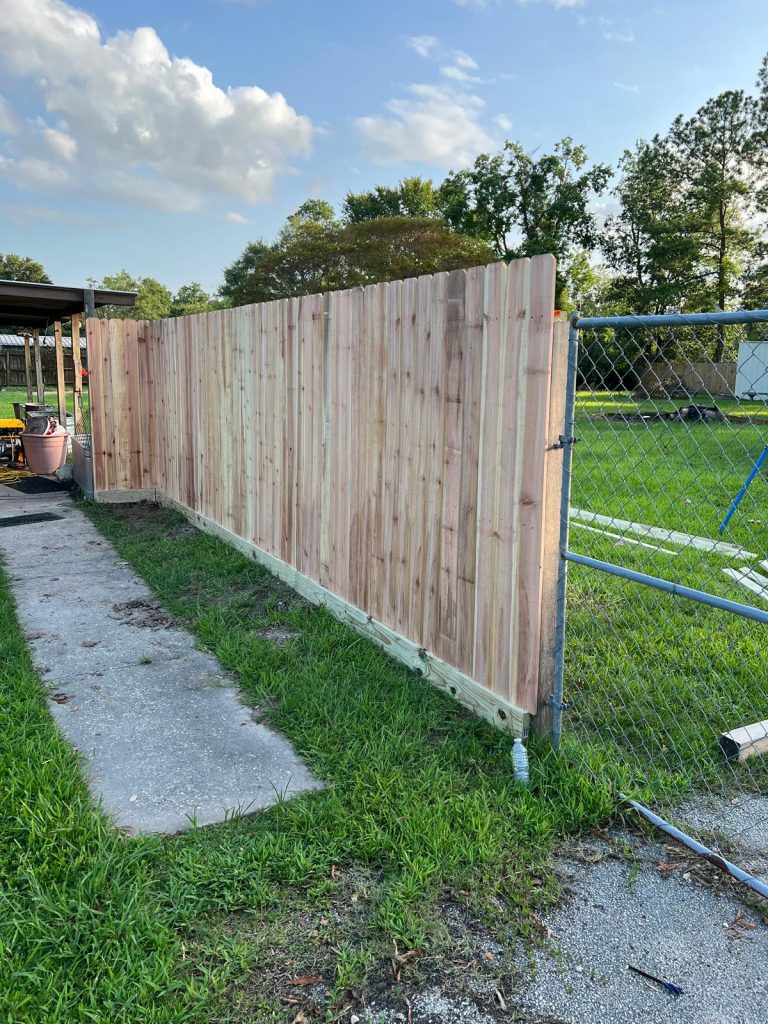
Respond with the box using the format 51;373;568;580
455;266;484;679
473;261;507;693
437;269;467;665
86;319;106;491
513;254;557;714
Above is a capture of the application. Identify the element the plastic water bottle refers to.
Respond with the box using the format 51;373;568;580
511;737;530;786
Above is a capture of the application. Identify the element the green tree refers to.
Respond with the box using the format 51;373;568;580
669;90;763;360
0;253;51;283
285;199;337;229
98;272;172;320
170;282;213;317
439;138;611;307
218;241;272;303
223;215;494;306
343;176;440;223
601;137;703;318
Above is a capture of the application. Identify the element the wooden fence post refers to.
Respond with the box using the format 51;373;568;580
54;320;67;426
535;314;570;737
32;329;44;404
71;312;84;434
23;333;33;401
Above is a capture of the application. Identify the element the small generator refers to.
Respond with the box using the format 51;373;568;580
0;419;26;467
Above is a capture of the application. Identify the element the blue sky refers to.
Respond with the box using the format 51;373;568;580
0;0;767;294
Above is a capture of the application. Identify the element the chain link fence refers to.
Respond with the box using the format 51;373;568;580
559;311;768;888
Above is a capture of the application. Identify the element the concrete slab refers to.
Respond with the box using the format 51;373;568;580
0;495;320;833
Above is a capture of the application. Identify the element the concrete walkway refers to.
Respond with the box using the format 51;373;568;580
0;485;319;833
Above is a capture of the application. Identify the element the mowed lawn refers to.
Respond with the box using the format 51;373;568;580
564;392;768;802
0;385;90;422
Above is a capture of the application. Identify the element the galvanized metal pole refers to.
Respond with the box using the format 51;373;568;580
623;797;768;901
563;550;768;625
550;313;580;749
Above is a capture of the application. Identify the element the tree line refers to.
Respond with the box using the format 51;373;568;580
4;53;768;365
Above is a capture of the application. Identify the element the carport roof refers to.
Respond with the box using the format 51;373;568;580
0;279;136;330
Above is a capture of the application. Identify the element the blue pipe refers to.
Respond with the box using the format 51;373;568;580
622;797;768;901
578;309;768;329
719;446;768;534
563;551;768;625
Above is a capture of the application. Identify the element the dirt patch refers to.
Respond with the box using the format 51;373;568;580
257;625;301;648
111;598;182;630
107;500;197;539
190;868;548;1024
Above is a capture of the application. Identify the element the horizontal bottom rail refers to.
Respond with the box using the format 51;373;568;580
623;797;768;901
563;550;768;625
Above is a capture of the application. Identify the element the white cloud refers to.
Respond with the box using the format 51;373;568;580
613;81;639;94
0;154;74;187
494;114;513;132
225;211;248;224
358;35;495;167
356;84;494;167
599;16;635;43
0;95;18;134
453;51;478;70
440;49;483;84
41;127;78;162
440;64;480;84
0;0;313;210
407;35;439;57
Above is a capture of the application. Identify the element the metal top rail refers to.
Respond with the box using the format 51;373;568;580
577;309;768;329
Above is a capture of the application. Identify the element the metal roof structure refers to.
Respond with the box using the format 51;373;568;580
0;333;86;349
0;280;136;330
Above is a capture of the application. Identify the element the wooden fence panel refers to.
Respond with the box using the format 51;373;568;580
87;257;562;729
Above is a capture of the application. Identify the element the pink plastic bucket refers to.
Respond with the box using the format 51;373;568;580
23;432;68;475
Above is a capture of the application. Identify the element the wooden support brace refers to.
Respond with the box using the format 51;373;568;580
720;720;768;761
23;333;32;402
32;328;44;405
71;313;84;434
54;320;67;427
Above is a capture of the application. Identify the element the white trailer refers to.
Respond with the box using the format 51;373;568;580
735;341;768;399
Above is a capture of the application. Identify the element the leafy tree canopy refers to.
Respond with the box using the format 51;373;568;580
0;253;51;284
98;271;172;321
438;138;611;307
222;213;495;306
343;176;440;223
170;282;213;317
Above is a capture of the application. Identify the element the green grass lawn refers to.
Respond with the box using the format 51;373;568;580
0;385;90;422
2;501;614;1023
564;395;768;804
577;389;768;421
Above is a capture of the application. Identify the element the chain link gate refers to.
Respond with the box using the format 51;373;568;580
553;309;768;899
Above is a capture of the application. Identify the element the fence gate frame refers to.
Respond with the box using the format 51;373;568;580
552;309;768;902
